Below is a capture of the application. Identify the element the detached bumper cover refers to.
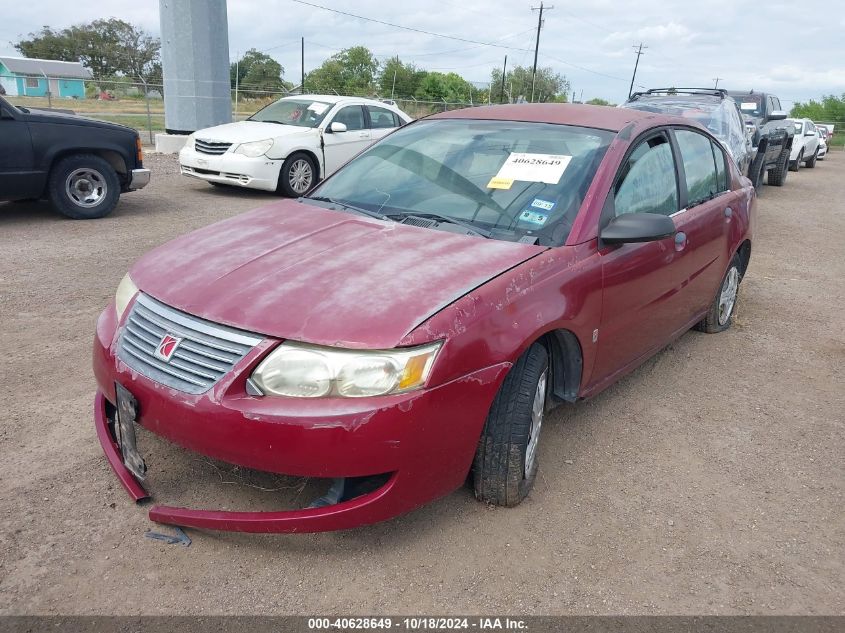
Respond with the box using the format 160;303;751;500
93;306;509;533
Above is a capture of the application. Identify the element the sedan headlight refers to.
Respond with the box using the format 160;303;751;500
251;341;442;398
234;138;274;158
114;273;138;321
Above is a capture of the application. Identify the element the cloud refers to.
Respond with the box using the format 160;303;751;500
603;21;697;47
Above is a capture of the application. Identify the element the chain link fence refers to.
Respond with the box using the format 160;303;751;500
3;75;484;145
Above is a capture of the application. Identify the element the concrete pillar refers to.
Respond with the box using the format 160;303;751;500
159;0;231;134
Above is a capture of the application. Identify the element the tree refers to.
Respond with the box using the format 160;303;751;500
586;97;613;106
307;46;378;96
415;71;474;103
490;65;569;103
231;49;289;97
791;93;845;123
379;56;428;99
15;19;160;82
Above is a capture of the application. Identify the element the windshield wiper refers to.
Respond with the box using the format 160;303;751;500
304;195;391;221
392;212;492;239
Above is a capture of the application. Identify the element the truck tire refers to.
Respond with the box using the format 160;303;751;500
767;146;789;187
47;154;121;219
473;343;548;507
805;148;818;168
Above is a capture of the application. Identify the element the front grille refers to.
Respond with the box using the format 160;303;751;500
118;294;262;394
194;139;232;155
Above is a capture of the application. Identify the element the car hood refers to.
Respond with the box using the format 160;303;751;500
192;120;318;143
130;200;545;348
23;108;136;134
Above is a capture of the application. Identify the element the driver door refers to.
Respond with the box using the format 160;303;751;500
0;104;37;199
322;105;371;176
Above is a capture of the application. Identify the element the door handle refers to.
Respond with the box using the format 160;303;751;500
674;231;687;251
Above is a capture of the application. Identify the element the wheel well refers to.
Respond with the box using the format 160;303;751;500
537;329;583;404
51;149;128;182
736;239;751;278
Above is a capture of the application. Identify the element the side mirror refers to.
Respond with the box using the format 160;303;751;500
0;108;14;120
769;110;787;121
329;121;347;133
600;212;676;245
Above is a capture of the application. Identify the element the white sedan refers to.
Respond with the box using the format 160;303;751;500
788;118;821;171
179;95;412;196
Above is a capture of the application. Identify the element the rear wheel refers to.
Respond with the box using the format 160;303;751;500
473;343;548;507
47;153;121;219
278;152;316;197
805;148;818;168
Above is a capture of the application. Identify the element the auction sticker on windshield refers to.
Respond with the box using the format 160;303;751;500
488;153;572;188
308;102;328;114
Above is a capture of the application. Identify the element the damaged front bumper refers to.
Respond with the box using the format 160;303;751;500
93;306;509;533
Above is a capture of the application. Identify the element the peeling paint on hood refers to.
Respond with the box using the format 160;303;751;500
130;200;545;349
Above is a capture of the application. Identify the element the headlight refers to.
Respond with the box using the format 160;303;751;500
114;273;138;321
234;138;274;157
251;341;442;398
183;133;196;150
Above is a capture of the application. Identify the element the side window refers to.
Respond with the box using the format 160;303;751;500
711;140;728;192
332;106;365;131
613;135;679;217
675;129;719;206
366;105;400;129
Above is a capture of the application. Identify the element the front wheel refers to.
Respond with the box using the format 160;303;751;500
278;152;316;197
473;343;548;507
805;148;818;168
767;147;789;187
696;254;742;333
47;154;121;219
789;150;802;172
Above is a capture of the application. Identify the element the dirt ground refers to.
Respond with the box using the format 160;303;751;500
0;152;842;615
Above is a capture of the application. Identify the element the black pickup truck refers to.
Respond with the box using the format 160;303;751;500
0;95;149;219
727;90;793;188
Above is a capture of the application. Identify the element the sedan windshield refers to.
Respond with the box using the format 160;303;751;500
248;99;332;127
308;119;614;246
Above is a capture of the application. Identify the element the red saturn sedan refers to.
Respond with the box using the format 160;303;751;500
93;104;755;533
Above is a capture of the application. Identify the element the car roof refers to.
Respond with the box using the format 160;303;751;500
427;103;682;133
282;94;395;107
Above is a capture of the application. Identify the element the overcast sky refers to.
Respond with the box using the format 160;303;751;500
2;0;843;107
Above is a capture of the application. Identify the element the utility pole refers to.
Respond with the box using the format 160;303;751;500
713;77;722;89
391;70;397;100
301;37;305;94
500;55;507;104
530;2;553;103
628;43;647;99
234;52;239;117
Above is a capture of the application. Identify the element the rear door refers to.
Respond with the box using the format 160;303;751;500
670;127;735;321
365;104;403;142
0;102;38;199
322;104;371;175
594;131;689;380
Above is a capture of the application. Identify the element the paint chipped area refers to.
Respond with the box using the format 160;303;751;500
130;200;544;349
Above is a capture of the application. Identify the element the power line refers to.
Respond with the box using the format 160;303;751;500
290;0;535;53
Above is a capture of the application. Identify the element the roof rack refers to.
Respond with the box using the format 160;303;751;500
629;88;728;101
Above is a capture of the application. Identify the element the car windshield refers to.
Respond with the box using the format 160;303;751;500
248;99;332;127
308;119;614;246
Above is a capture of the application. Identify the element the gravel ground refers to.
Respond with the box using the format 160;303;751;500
0;152;842;615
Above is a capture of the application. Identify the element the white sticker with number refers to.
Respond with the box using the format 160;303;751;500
494;153;572;185
308;102;328;114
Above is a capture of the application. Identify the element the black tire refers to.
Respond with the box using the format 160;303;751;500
696;253;742;334
767;147;789;186
473;343;549;507
789;150;802;172
749;157;765;190
47;153;120;219
277;152;317;197
805;148;818;168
